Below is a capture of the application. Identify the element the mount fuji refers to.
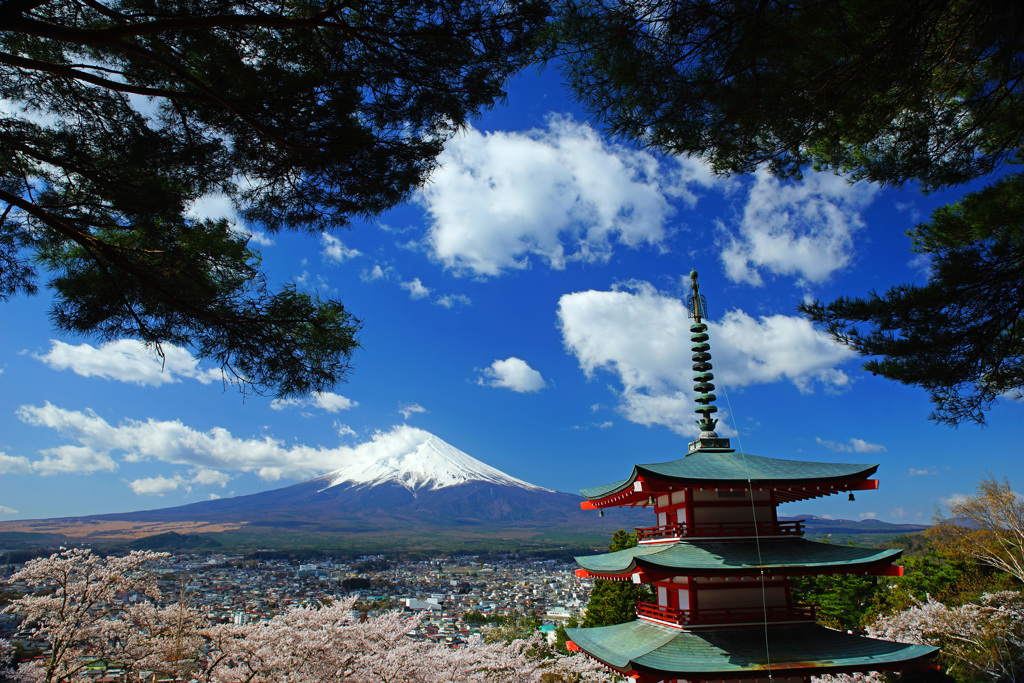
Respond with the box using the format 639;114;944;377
0;431;646;550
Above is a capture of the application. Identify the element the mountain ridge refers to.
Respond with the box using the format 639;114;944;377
0;431;928;551
0;430;646;548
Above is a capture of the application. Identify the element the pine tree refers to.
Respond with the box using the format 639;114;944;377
581;530;651;628
545;0;1024;422
0;0;547;397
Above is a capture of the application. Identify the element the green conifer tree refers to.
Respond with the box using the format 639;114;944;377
581;530;652;628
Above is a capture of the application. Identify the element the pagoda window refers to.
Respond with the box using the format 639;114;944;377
697;586;752;610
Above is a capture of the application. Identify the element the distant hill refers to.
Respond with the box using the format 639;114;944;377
128;531;223;551
780;514;929;546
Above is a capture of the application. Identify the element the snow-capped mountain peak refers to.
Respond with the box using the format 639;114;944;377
322;428;552;492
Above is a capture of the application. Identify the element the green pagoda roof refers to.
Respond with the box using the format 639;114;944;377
576;539;901;577
580;451;878;500
566;620;936;677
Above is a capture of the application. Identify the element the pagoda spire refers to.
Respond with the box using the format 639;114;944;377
686;269;732;454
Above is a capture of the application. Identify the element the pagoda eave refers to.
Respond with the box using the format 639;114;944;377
576;562;902;582
580;475;879;510
566;621;938;681
575;539;903;579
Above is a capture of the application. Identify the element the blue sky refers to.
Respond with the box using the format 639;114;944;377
1;68;1020;527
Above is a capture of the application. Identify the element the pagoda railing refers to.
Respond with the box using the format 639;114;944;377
635;520;804;542
634;601;816;628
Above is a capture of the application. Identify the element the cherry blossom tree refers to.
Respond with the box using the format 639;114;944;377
3;548;168;683
0;638;14;680
3;548;610;683
817;591;1024;683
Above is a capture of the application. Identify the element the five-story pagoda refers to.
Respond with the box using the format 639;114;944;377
565;271;937;683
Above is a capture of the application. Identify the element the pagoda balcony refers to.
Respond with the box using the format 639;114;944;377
634;601;817;628
635;520;804;543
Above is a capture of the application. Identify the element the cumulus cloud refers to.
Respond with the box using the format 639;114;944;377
720;169;878;286
191;468;231;487
129;475;183;496
362;264;393;281
270;392;358;414
420;117;719;277
321;232;361;263
557;282;856;434
35;340;221;386
33;445;118;475
815;437;888;454
0;452;31;474
0;444;115;476
0;505;17;514
128;468;231;496
15;408;455;485
401;278;431;300
398;403;427;419
477;357;547;393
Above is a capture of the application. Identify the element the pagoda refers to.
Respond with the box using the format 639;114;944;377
565;271;937;683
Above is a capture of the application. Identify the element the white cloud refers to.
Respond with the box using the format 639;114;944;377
15;409;457;484
908;252;933;280
720;169;878;286
891;506;907;519
186;190;273;247
32;445;118;475
860;512;878;520
129;468;229;496
420;117;719;277
334;422;357;437
557;282;856;434
191;468;231;487
941;493;969;507
1;444;117;476
400;278;431;300
129;474;183;496
436;294;472;308
908;468;939;477
321;233;361;263
362;264;393;281
0;452;31;474
0;505;17;514
398;403;427;420
477;357;547;393
270;392;358;414
35;339;221;386
816;437;888;454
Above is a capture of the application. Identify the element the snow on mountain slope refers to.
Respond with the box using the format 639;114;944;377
322;426;552;492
